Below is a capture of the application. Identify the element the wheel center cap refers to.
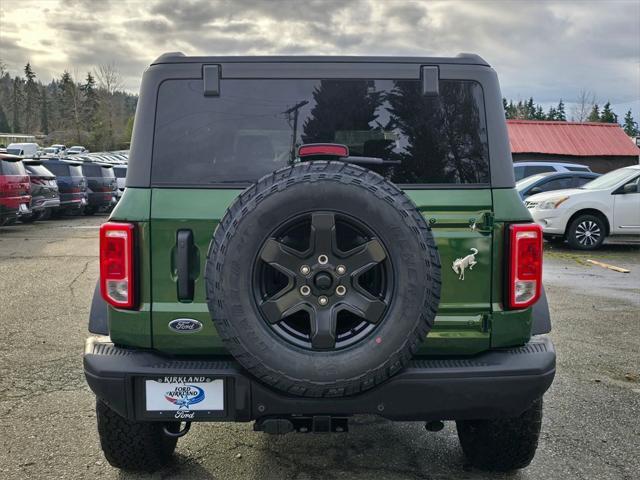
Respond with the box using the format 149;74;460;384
313;272;333;290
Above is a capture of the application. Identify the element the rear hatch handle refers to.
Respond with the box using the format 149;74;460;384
176;230;195;301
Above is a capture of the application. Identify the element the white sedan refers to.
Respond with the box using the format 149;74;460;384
525;165;640;250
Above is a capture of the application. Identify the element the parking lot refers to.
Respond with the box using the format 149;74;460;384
1;216;638;480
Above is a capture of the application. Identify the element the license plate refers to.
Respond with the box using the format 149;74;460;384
145;377;224;414
19;204;29;213
81;198;87;206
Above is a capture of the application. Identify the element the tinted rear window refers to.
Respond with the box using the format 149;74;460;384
44;162;70;176
81;163;103;177
524;165;554;177
25;164;54;176
69;165;83;177
1;159;26;175
101;167;115;178
113;167;127;178
152;78;489;186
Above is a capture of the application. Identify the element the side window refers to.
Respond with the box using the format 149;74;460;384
524;165;553;177
573;176;595;188
514;166;525;181
622;176;640;193
538;177;573;192
566;166;590;172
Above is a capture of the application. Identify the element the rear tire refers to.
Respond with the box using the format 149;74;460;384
456;398;542;471
39;208;52;221
543;234;564;244
19;212;40;223
96;399;178;472
567;214;605;250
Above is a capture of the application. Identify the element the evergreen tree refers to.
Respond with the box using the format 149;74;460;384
23;63;40;132
525;97;536;119
587;104;600;122
11;76;23;133
534;105;545;120
556;99;566;121
81;72;99;127
599;102;617;123
40;86;50;135
122;115;134;146
546;106;558;121
0;105;10;132
58;71;82;141
622;110;639;137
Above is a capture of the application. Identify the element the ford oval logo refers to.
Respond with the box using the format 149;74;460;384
168;318;203;333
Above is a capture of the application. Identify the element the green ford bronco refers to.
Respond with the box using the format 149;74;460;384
84;53;555;472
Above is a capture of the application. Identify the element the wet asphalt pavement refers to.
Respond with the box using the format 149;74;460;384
0;217;638;479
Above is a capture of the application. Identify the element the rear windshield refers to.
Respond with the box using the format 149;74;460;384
101;166;115;178
5;148;22;156
44;162;83;177
43;162;70;176
113;167;127;178
25;164;54;176
1;159;26;175
81;163;108;177
152;78;490;186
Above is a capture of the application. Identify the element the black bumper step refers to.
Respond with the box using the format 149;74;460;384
84;336;555;423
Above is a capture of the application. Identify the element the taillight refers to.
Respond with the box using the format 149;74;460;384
100;222;135;308
508;223;543;309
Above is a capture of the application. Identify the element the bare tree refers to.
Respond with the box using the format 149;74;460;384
94;63;123;149
572;89;596;122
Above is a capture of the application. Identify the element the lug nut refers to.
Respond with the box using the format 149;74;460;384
336;265;346;275
300;285;311;296
300;265;311;275
318;254;329;265
336;285;346;296
318;296;329;306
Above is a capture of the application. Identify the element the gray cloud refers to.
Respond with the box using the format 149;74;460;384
1;0;638;116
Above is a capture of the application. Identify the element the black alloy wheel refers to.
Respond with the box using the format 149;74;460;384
567;214;605;250
254;211;393;350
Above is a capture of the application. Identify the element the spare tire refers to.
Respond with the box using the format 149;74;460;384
205;161;441;397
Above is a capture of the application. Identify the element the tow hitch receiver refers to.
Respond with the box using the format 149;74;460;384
254;416;349;434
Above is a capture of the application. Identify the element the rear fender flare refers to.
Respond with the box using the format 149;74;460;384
89;280;109;335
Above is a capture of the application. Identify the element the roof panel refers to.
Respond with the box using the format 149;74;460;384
507;120;640;157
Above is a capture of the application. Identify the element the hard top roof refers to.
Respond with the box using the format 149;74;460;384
151;52;489;67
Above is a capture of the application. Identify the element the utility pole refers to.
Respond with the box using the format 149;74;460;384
283;100;309;162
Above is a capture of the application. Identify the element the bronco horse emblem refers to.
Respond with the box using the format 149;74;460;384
452;248;478;280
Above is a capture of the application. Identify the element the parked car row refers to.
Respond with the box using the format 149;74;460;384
0;151;128;226
514;161;640;250
1;142;91;158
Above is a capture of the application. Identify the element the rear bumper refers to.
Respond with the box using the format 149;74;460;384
58;194;86;209
84;335;555;423
87;192;116;208
31;198;61;211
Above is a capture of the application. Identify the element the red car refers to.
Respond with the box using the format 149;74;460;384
0;153;31;226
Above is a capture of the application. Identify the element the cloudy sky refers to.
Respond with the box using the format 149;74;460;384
1;0;639;118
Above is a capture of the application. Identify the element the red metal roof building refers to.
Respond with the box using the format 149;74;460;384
507;120;640;173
